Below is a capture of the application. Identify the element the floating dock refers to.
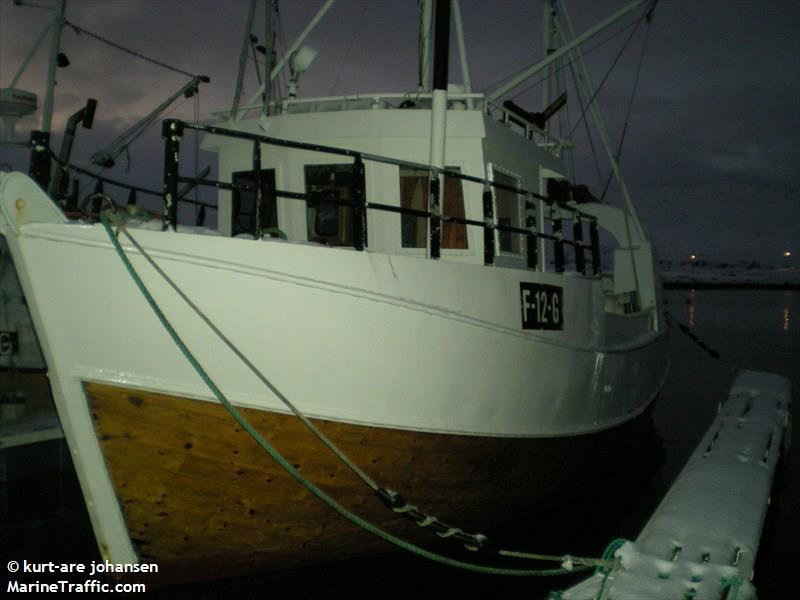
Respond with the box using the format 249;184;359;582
563;370;792;600
0;410;63;449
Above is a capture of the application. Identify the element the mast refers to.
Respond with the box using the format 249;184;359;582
555;0;656;310
262;0;277;117
234;0;335;122
41;0;65;133
418;0;433;91
451;0;472;109
29;0;66;190
556;1;645;239
229;0;257;122
428;0;450;260
540;0;557;125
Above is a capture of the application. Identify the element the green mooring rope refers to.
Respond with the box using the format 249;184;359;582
100;214;596;577
720;575;743;600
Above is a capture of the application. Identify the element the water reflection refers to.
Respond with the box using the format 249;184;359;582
678;287;795;334
685;288;696;328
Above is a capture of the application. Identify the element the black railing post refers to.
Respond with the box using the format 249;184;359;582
162;119;183;231
91;179;104;215
253;140;263;239
573;216;585;274
54;163;70;206
28;130;52;191
552;206;565;273
352;155;367;251
483;184;494;265
265;183;277;234
525;198;537;269
65;179;79;216
590;219;601;275
429;172;441;260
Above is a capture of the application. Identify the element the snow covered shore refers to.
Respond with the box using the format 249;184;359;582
660;260;799;288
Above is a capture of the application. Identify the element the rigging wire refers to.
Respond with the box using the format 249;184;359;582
329;0;368;95
275;2;288;104
193;91;200;222
479;17;639;99
509;19;640;104
250;38;264;89
567;58;605;192
566;13;645;140
559;57;577;181
64;19;202;80
417;0;432;90
600;12;652;201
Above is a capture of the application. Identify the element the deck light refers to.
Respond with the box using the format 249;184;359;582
784;251;791;258
288;45;317;98
290;45;317;75
688;254;697;261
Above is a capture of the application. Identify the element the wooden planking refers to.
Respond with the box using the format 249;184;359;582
85;381;650;581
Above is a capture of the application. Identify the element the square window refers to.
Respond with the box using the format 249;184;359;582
399;167;467;249
232;169;277;237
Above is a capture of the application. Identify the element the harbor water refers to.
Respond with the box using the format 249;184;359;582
1;288;797;598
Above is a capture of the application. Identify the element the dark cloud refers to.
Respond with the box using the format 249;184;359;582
1;0;798;253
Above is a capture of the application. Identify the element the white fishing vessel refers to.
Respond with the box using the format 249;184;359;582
0;0;666;580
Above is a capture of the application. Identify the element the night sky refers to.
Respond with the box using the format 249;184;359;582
1;0;798;262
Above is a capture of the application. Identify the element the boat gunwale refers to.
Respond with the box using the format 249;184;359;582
15;221;662;355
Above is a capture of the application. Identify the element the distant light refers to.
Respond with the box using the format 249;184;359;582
688;254;697;261
784;251;792;258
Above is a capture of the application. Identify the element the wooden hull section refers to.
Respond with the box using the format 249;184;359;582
86;381;653;581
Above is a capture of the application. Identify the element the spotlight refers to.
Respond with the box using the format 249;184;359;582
288;45;317;98
290;45;317;75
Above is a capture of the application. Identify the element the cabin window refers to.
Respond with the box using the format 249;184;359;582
399;168;427;248
232;169;277;237
304;164;354;246
399;167;467;249
493;169;522;254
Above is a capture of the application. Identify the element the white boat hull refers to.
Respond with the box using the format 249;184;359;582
0;172;667;569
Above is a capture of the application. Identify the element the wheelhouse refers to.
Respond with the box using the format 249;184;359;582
198;91;596;275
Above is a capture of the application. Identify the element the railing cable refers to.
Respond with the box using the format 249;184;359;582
65;19;203;80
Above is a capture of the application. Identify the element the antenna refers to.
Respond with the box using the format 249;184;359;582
0;89;38;146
